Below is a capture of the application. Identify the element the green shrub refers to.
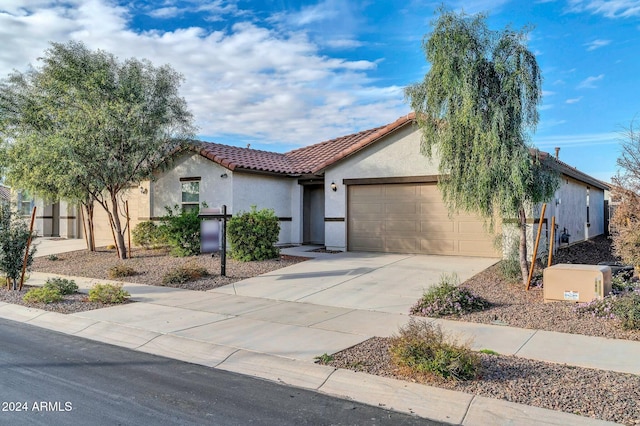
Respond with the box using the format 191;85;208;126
23;287;63;304
159;204;204;257
0;204;36;290
108;264;137;278
611;275;638;294
227;206;280;261
613;293;640;330
44;277;78;295
576;291;640;330
410;274;489;317
498;240;521;283
389;319;480;381
162;264;209;285
47;254;59;261
132;221;167;249
88;283;130;304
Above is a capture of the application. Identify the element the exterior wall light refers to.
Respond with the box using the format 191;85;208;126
330;182;337;192
139;186;148;195
220;173;228;178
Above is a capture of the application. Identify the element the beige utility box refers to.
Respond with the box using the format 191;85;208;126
543;264;612;303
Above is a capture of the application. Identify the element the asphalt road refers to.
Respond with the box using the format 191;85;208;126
0;318;447;426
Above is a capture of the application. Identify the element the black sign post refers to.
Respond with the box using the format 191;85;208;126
199;205;231;277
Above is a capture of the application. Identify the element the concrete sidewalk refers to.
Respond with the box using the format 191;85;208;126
1;246;627;425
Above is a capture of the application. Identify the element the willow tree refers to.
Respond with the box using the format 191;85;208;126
405;9;558;284
0;41;195;259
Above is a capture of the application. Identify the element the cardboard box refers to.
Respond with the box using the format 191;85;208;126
543;264;612;303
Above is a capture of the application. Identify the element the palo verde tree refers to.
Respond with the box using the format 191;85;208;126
0;41;195;259
405;9;558;284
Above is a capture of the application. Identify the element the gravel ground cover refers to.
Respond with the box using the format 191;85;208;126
324;235;640;425
31;247;307;291
326;337;640;426
0;247;306;313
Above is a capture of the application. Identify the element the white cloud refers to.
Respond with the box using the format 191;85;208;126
0;0;407;147
567;0;640;18
577;74;605;89
584;39;611;50
148;7;182;19
534;132;620;148
565;96;583;103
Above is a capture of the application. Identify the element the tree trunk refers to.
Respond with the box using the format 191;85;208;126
110;193;128;260
83;203;96;252
518;207;529;285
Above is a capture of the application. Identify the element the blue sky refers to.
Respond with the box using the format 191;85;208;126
1;1;639;182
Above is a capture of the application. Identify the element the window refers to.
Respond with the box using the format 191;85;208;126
181;179;200;212
18;190;33;216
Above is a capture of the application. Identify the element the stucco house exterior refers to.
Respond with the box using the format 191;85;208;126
33;113;609;258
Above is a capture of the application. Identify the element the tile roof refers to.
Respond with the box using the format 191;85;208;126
194;113;416;175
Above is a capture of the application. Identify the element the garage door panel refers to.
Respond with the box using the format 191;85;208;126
386;220;418;232
385;185;417;198
350;236;384;251
350;203;383;214
457;220;487;233
387;202;419;215
420;238;456;254
351;220;383;234
348;183;499;257
420;220;455;233
385;238;418;252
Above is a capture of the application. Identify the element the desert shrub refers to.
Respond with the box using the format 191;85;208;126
576;291;640;330
47;254;59;261
88;283;130;304
410;274;489;317
44;277;78;295
227;206;280;261
0;204;36;290
498;239;521;283
23;287;62;304
159;204;204;257
389;319;480;381
162;264;209;285
132;221;167;249
611;275;638;294
108;264;137;278
613;292;640;330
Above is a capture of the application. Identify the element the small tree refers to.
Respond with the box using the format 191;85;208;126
0;41;196;259
228;206;280;261
611;124;640;266
405;9;558;284
0;204;36;290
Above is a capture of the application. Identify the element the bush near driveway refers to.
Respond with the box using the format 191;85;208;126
227;206;280;261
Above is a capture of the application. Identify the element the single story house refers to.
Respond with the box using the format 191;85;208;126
31;113;609;258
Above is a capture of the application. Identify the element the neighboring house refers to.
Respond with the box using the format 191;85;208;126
33;113;609;257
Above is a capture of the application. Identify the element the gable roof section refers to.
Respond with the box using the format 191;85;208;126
194;113;416;175
197;142;291;173
193;113;608;191
532;150;610;191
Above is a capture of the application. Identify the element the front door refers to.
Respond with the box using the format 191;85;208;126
303;185;325;245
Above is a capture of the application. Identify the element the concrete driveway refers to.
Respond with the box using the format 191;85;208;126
212;249;499;315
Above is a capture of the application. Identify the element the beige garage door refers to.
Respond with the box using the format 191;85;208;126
348;183;499;257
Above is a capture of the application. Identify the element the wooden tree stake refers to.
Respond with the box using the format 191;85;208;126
125;200;132;259
526;203;547;291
